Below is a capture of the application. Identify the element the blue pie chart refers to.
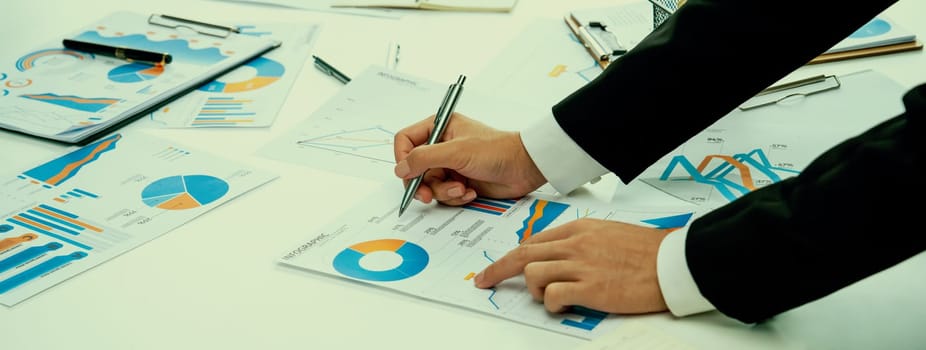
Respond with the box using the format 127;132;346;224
141;175;229;210
332;239;429;282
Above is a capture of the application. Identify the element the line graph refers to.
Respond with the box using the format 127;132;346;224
643;147;801;205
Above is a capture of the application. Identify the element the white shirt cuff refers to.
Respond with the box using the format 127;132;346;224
657;228;716;317
520;114;609;195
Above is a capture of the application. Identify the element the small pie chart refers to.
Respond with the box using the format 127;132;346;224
141;175;229;210
108;63;164;83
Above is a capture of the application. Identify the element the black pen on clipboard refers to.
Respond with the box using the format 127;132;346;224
63;39;172;66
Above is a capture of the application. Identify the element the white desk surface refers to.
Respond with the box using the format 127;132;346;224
2;1;926;349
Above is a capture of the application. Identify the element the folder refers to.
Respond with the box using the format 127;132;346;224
0;11;281;144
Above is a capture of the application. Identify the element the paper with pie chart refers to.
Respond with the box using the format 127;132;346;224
146;23;320;128
0;132;277;306
0;11;281;142
278;184;697;339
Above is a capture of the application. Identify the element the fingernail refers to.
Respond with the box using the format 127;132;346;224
414;194;422;201
473;271;484;286
448;187;464;197
395;162;410;177
462;190;477;201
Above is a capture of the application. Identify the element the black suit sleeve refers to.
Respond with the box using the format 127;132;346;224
686;87;925;323
549;0;926;324
553;0;896;183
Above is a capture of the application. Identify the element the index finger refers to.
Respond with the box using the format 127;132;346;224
394;115;436;163
474;241;566;289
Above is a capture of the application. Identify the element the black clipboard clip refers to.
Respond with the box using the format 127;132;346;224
565;15;627;68
738;74;841;111
147;14;241;38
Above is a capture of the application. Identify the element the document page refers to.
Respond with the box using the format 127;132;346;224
257;66;547;180
639;70;907;208
0;132;277;305
146;22;320;128
278;184;697;339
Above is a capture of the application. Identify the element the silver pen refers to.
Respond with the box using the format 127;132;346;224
398;74;466;217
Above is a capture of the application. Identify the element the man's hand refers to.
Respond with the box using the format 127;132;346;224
394;113;547;206
475;218;670;314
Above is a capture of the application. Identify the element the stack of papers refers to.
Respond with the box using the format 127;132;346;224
811;15;921;64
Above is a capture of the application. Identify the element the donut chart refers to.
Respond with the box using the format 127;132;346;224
141;175;229;210
332;239;429;282
15;49;90;72
197;56;284;93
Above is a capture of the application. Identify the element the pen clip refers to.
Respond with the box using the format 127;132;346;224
738;75;841;110
148;14;240;38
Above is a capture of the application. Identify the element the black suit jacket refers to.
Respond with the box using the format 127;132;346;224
553;0;925;323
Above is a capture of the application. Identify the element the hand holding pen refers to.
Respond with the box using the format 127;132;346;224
392;76;548;216
398;75;466;217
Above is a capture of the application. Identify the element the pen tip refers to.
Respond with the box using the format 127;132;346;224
398;206;405;218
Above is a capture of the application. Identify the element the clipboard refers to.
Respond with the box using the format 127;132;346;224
0;11;281;145
739;74;841;110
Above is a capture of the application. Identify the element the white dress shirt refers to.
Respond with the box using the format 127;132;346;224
520;114;715;317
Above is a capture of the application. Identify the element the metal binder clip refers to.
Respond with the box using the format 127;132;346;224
568;16;626;65
148;14;241;38
565;13;630;68
587;22;627;58
738;75;841;110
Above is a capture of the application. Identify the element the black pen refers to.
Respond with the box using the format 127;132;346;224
312;55;351;84
63;39;172;65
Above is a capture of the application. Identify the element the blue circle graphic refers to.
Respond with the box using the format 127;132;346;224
849;18;891;38
332;239;429;282
0;224;13;233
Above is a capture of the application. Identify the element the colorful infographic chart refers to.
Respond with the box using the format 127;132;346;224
21;133;121;187
0;11;281;142
332;239;429;282
279;185;696;340
0;132;277;306
147;23;319;128
643;147;802;205
141;175;230;210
